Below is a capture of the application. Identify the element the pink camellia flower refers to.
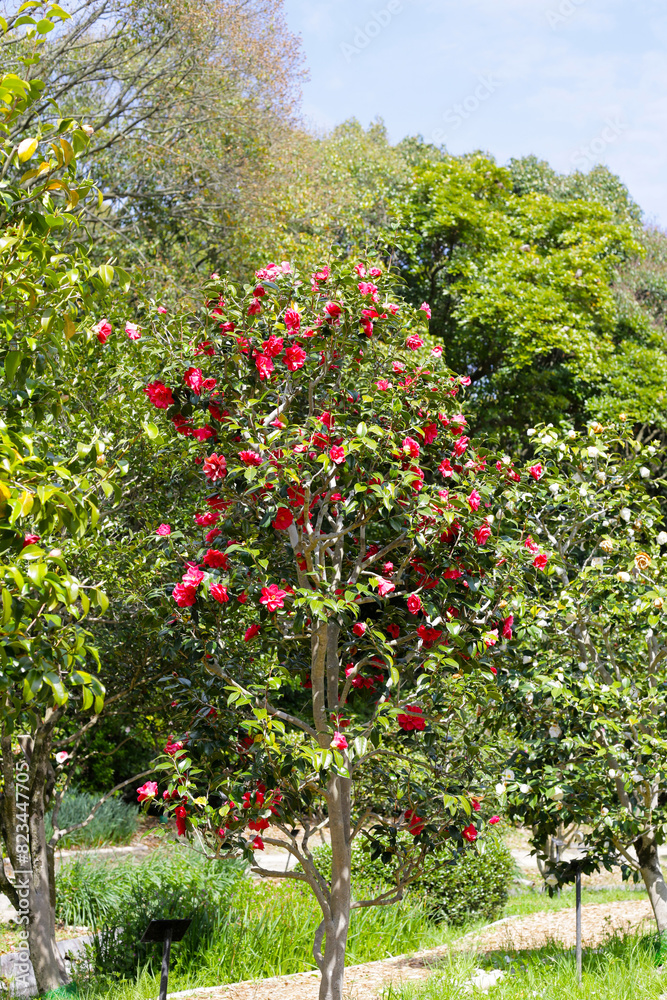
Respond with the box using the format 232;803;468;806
376;379;390;390
157;306;168;314
407;594;422;615
324;301;342;319
312;266;330;283
156;524;171;537
420;302;432;319
439;458;454;478
354;263;366;277
524;535;540;554
183;367;204;394
453;435;470;457
462;823;478;843
533;553;549;570
460;375;471;386
164;739;184;756
402;436;420;458
353;622;367;637
144;381;174;409
125;321;141;340
210;584;230;604
255;354;274;380
239;450;262;466
329;445;345;465
431;345;443;357
502;615;514;640
244;623;261;641
369;266;382;278
272;508;293;530
422;422;438;444
397;705;425;732
474;524;491;546
483;629;499;647
358;281;379;299
377;578;395;597
331;732;348;751
94;318;112;344
203;453;227;481
529;463;544;480
285;344;307;370
55;751;69;764
22;533;40;548
260;584;288;612
137;781;158;802
489;815;501;825
284;308;301;331
406;334;423;351
467;489;481;511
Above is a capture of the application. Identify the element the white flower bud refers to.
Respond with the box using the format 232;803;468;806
620;508;632;522
657;532;667;545
617;572;631;583
640;467;651;479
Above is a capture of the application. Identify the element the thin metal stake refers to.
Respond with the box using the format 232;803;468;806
575;868;582;985
159;928;173;1000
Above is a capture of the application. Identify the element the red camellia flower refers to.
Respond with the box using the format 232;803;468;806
353;622;367;637
271;508;293;532
462;823;478;843
144;381;174;409
184;367;204;394
417;625;443;647
406;334;423;351
251;835;265;850
397;705;425;732
173;582;197;606
324;301;342;319
244;623;261;641
164;739;184;755
247;298;262;316
284;308;301;331
255;354;274;380
203;453;227;481
502;615;514;639
376;379;390;390
474;524;491;545
438;458;454;477
467;489;481;511
404;809;424;836
529;463;544;480
422;422;438;444
533;553;549;570
260;584;288;611
210;584;229;603
387;623;400;639
263;335;284;358
329;445;345;465
137;781;158;802
175;805;188;836
156;524;171;537
203;548;229;569
407;594;422;615
239;450;262;466
94;318;112;343
22;533;40;547
524;535;540;554
285;344;307;370
489;815;501;825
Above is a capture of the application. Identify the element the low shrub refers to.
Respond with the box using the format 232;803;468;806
47;791;139;848
303;834;515;926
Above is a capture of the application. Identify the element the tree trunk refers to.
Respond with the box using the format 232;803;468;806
319;772;351;1000
636;834;667;940
26;730;67;993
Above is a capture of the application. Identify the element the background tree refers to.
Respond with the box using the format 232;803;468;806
489;420;667;947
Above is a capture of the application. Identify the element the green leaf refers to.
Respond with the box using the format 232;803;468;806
4;350;21;383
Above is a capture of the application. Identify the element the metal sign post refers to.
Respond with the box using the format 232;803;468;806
575;865;582;984
141;918;192;1000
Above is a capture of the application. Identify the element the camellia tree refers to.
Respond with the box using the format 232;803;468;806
488;421;667;947
133;254;536;1000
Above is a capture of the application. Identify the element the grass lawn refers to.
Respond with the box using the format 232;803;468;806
383;932;666;999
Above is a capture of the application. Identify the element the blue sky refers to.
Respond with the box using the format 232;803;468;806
284;0;667;224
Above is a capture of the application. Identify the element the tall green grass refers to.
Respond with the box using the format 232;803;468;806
47;791;139;848
383;932;665;1000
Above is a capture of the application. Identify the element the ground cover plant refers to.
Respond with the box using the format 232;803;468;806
45;791;139;849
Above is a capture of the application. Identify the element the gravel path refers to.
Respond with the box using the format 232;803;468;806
166;898;654;1000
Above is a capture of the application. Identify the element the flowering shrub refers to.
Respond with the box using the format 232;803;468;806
490;421;667;940
139;254;527;997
